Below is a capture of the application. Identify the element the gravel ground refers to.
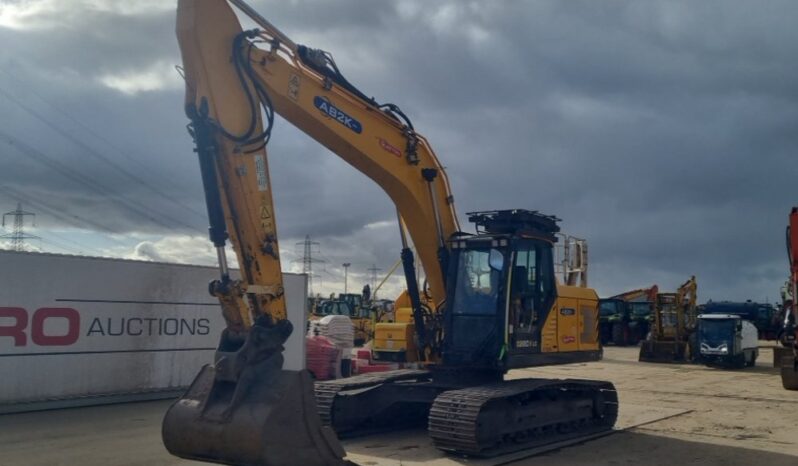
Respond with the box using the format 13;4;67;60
1;345;795;465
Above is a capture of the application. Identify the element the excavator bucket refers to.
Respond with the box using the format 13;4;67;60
638;340;689;363
163;366;346;465
162;323;349;466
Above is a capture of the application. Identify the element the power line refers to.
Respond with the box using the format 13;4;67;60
0;68;202;215
38;236;87;256
0;131;186;232
0;185;128;246
38;228;106;256
0;130;200;234
316;250;340;276
0;86;207;223
0;202;98;255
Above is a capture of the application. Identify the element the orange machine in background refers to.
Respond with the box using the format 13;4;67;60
781;207;798;389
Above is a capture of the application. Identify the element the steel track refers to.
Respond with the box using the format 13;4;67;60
428;378;618;457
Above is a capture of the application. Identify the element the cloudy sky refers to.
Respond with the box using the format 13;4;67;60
0;0;795;302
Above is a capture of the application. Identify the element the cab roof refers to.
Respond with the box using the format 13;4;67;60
467;209;560;241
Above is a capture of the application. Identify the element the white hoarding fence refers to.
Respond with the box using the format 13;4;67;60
0;251;307;413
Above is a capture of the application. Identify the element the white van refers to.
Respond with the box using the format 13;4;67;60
697;314;759;368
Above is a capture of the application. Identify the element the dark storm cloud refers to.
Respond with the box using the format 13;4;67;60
0;0;795;300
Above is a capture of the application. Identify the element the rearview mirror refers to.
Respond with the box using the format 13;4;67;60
488;249;505;271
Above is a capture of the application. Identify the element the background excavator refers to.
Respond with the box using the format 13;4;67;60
781;207;798;389
599;285;658;346
163;1;618;464
639;276;698;363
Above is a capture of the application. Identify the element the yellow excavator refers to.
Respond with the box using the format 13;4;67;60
639;276;698;363
163;1;618;464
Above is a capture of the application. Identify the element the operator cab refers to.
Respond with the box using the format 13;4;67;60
599;299;624;318
629;302;653;319
442;209;559;371
656;293;682;335
314;300;353;318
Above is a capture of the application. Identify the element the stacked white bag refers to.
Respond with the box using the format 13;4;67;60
307;315;354;378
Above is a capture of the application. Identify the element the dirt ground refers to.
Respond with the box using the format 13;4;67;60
1;345;795;466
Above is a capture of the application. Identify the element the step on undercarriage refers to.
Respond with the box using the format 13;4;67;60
314;369;619;457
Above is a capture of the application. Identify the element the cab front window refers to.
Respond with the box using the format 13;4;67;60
452;249;503;315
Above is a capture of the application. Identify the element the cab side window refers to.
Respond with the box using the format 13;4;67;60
510;244;555;328
512;249;535;327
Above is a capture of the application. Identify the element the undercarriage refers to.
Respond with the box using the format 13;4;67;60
315;369;618;457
